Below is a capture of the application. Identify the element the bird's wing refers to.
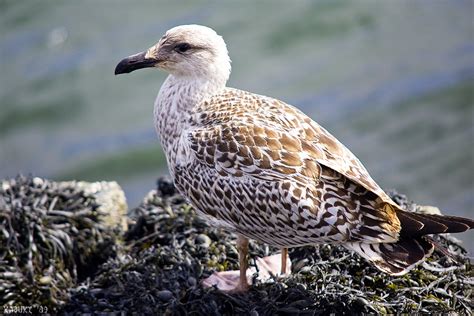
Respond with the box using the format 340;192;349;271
189;88;394;205
185;88;401;243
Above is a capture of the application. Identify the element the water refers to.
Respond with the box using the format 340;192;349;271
1;0;473;251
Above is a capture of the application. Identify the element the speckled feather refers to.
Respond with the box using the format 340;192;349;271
163;87;401;247
117;25;474;276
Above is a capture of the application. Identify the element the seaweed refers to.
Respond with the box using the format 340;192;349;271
63;178;473;315
0;176;122;312
1;176;471;314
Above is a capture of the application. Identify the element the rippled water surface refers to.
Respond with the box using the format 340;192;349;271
1;1;473;250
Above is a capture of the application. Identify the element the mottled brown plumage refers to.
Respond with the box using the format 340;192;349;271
179;88;402;247
115;24;474;289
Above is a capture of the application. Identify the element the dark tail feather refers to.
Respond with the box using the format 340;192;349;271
345;237;434;275
396;210;474;237
345;211;473;275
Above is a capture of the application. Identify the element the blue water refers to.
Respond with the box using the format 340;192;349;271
1;1;473;250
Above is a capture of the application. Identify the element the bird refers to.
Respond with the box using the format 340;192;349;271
115;24;474;292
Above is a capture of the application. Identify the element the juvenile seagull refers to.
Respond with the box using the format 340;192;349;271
115;25;474;292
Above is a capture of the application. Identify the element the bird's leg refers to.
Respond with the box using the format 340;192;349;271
234;234;250;292
201;236;290;291
281;247;288;275
200;234;251;292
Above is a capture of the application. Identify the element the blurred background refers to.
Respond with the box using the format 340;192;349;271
1;0;472;250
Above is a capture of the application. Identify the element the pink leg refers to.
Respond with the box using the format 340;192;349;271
201;237;291;291
234;235;250;292
281;248;288;275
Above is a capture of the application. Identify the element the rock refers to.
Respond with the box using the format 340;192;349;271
3;178;470;315
58;180;128;230
195;234;212;247
65;188;473;315
0;176;125;312
187;276;197;287
157;177;176;196
157;290;173;301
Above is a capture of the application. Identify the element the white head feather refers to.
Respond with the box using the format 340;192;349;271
147;24;231;83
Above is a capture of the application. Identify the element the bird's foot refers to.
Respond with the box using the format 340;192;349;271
201;270;248;292
201;253;291;292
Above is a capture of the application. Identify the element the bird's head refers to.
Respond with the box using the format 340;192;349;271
115;24;231;82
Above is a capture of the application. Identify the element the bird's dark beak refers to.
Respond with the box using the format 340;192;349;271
114;51;158;75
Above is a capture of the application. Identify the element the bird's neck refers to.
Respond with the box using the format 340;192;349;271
154;74;226;163
157;74;226;112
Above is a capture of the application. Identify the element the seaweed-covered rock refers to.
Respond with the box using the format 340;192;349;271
1;176;471;314
0;176;125;312
63;179;473;315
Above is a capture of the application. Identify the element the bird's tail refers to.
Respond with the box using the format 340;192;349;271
345;209;474;275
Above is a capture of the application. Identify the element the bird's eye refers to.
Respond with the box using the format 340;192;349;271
175;43;192;53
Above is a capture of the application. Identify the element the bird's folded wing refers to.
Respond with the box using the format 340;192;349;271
188;88;395;206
